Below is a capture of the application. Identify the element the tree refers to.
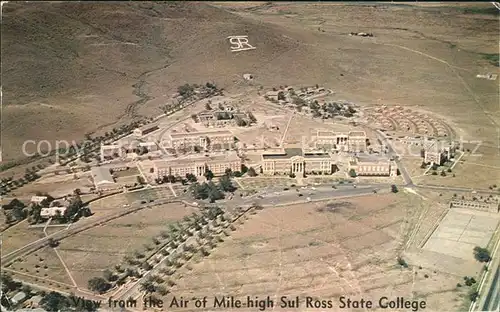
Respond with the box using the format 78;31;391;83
140;280;156;294
219;175;236;192
391;185;398;193
247;112;257;123
88;277;111;294
247;167;257;177
207;182;224;203
185;173;197;183
40;292;70;312
348;169;357;178
103;269;116;282
205;103;212;110
47;238;59;248
204;169;214;181
1;273;19;292
136;176;145;185
178;84;194;98
468;289;479;302
473;247;491;263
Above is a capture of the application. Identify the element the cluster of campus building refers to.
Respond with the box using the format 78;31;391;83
92;125;399;191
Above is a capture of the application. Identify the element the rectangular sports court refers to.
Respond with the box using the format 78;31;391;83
423;208;500;261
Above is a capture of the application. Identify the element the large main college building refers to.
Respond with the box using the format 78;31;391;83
261;148;336;175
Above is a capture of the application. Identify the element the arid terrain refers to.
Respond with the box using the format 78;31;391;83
2;2;498;162
1;2;499;312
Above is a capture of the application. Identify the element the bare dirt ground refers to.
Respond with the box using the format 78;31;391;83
2;2;497;164
158;193;467;311
57;202;195;290
6;172;93;198
2;222;47;255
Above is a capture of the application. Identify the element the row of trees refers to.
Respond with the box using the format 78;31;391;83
90;205;230;296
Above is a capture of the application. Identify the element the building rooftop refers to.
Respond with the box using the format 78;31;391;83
317;130;349;138
262;148;330;160
139;141;157;146
348;131;366;137
355;155;391;164
41;207;67;217
91;167;115;185
170;130;233;140
317;131;336;137
137;123;159;132
11;291;27;303
154;151;240;167
31;196;47;203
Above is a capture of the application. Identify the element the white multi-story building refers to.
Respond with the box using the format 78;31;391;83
168;130;235;151
152;151;241;179
348;155;397;176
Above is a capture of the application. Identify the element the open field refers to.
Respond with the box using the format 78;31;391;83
5;246;74;286
6;172;93;198
157;193;468;311
87;187;176;217
57;202;195;289
1;222;47;255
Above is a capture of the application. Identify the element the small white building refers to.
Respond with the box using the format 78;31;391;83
41;207;67;218
139;141;159;152
11;291;27;305
30;196;47;205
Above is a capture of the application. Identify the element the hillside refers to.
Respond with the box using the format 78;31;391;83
1;1;299;160
1;1;499;162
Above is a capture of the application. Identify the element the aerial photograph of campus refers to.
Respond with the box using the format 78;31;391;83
0;1;499;312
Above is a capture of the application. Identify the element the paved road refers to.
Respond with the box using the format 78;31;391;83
477;234;500;312
481;267;499;312
371;128;414;186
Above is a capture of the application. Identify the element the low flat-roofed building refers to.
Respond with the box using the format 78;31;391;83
169;130;234;151
100;144;123;160
11;292;27;305
152;151;241;178
265;90;280;101
139;141;159;152
261;148;335;175
91;167;117;190
133;123;159;137
40;207;67;218
30;196;47;205
348;155;397;176
450;199;499;213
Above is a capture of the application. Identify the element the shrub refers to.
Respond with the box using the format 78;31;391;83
473;246;491;263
